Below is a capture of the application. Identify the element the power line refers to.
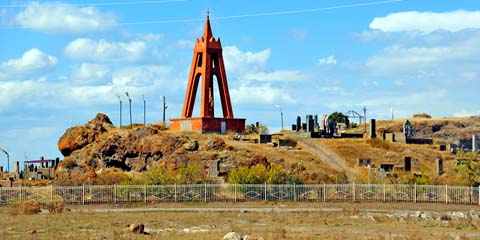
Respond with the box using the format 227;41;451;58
0;0;185;8
0;0;403;30
120;0;403;26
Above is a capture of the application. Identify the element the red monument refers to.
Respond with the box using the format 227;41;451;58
170;13;245;133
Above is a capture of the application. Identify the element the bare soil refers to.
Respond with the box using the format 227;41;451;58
1;202;479;239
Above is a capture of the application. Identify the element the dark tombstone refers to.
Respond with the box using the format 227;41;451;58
369;119;376;139
259;134;272;144
302;123;307;131
404;157;411;172
403;120;413;139
292;124;297;131
14;161;19;173
255;122;260;129
380;164;394;172
296;116;301;132
55;158;60;167
279;139;294;147
357;158;371;167
439;144;446;151
437;157;443;176
448;143;457;153
308;117;314;133
314;115;318;129
0;166;3;172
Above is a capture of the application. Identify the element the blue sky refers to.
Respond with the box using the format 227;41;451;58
1;0;480;169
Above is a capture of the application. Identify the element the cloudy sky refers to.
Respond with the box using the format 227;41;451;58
0;0;479;168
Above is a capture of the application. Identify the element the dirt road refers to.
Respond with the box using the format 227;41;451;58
297;138;358;178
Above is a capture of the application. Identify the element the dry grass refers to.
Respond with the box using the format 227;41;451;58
1;202;479;239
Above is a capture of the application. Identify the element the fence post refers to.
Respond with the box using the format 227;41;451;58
204;183;207;203
414;183;417;203
234;183;237;202
323;183;326;202
293;183;296;202
383;183;386;202
445;184;448;205
144;185;147;204
353;183;356;202
113;185;117;205
82;184;85;205
50;185;53;202
174;184;177;203
264;183;267;202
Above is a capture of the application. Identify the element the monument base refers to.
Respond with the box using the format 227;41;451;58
170;117;245;134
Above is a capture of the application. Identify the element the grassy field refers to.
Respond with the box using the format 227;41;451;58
1;202;479;239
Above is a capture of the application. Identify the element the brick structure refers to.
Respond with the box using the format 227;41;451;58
170;13;245;133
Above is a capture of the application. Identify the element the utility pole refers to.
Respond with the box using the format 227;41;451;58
142;93;146;126
275;105;284;131
363;106;367;133
162;96;168;124
125;92;132;129
116;94;122;128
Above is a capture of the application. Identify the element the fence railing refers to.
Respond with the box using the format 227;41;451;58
0;184;479;206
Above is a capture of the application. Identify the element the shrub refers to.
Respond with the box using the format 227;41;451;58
227;163;301;184
44;201;65;214
413;113;432;118
15;200;40;214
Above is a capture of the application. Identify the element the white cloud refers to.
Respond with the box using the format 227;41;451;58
15;2;116;34
72;63;111;85
359;89;448;107
459;72;477;81
223;46;271;74
289;29;309;40
175;39;194;49
0;48;57;80
231;83;295;104
318;55;337;65
64;38;149;63
244;70;307;82
112;65;173;87
453;110;480;117
366;36;480;74
370;10;480;34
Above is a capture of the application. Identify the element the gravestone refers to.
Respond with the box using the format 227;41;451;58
314;115;319;129
307;116;314;133
436;157;443;176
259;134;272;144
439;144;446;151
320;114;327;131
473;135;478;152
302;123;307;131
403;120;413;139
404;157;411;172
369;119;376;139
296;116;301;132
357;158;371;167
291;124;297;131
380;163;394;172
208;160;220;177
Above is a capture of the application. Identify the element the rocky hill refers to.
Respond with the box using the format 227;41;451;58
56;113;343;185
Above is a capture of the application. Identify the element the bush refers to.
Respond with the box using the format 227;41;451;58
44;201;65;214
413;113;432;118
15;200;41;214
227;163;302;184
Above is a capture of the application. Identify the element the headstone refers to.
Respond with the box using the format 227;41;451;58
404;157;411;172
473;135;477;152
296;116;301;132
291;124;297;131
380;163;394;172
369;119;376;139
320;114;327;131
439;144;446;151
279;139;295;147
307;116;314;133
314;115;318;129
302;123;307;131
436;157;443;176
208;160;220;177
259;134;272;144
448;143;457;153
0;166;3;172
357;158;371;167
14;161;19;174
403;120;413;139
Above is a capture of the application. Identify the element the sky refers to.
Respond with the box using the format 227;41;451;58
0;0;480;169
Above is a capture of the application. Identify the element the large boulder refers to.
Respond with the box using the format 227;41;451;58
223;232;242;240
58;113;113;156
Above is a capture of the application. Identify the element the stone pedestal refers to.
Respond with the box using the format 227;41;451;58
170;117;245;134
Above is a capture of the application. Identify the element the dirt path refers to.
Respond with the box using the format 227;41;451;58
297;138;358;178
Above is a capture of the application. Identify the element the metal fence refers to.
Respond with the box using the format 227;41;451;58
0;184;478;206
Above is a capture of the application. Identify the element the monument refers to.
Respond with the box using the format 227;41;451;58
170;13;245;133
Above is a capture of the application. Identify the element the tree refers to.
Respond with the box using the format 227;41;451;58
455;151;480;186
329;112;346;125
